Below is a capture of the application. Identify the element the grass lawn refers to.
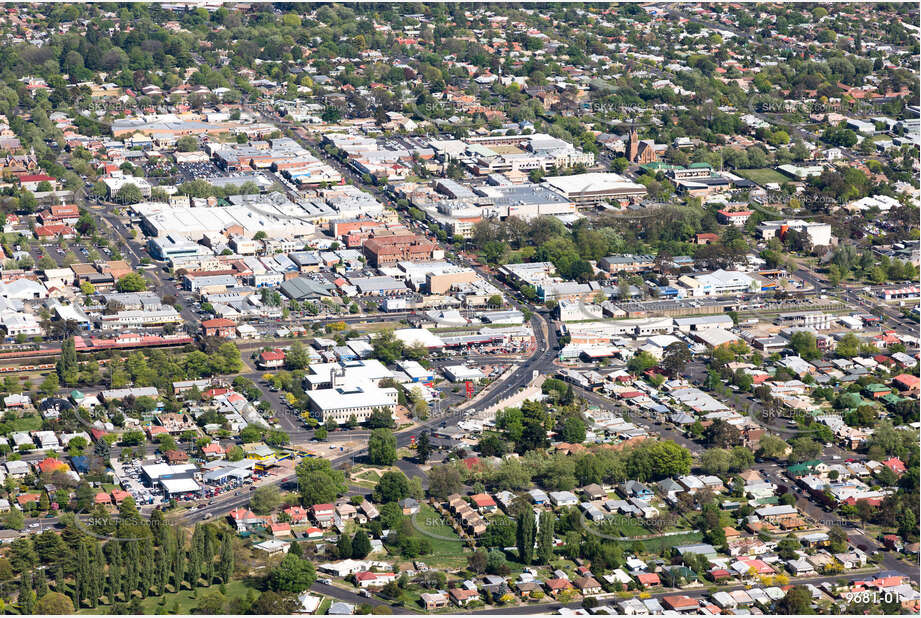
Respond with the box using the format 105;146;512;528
76;579;258;614
634;531;703;554
598;517;653;538
736;168;789;185
9;415;42;432
413;503;467;559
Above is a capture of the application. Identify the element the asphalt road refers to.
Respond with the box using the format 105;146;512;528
463;570;885;615
309;582;418;614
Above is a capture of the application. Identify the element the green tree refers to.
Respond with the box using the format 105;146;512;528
39;372;59;397
536;510;555;565
55;337;78;386
515;508;536;565
115;183;143;205
351;531;372;559
835;333;860;358
627;351;658;373
176;135;199;152
415;431;432;463
35;591;73;615
560;417;586;444
337;532;352;559
218;533;234;584
662;342;692;377
368;428;397;466
115;273;147;292
250;485;281;515
776;585;812;614
373;471;410;503
427;465;463;499
296;458;347;505
756;434;789;460
267;553;315;593
284;342;309;370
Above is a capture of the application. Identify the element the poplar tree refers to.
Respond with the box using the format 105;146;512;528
516;508;536;565
537;510;555;565
218;534;234;584
19;571;34;615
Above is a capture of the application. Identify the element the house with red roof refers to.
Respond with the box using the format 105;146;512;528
201;442;225;459
94;492;112;505
695;232;719;245
716;208;753;226
37;457;68;475
111;489;130;504
461;456;483;472
709;568;732;582
304;527;324;539
448;588;480;606
228;507;263;532
662;595;699;611
843;496;882;508
882;534;904;552
38;203;79;225
636;572;661;587
16;493;40;507
355;571;397;588
201;318;237;338
283;505;309;524
34;223;76;239
312;503;335;527
892;373;920;394
738;558;775;575
882;457;906;476
164;449;189;465
147;425;169;439
270;522;291;537
470;493;497;513
544;578;573;597
257;349;285;369
202;387;230;400
19;174;56;191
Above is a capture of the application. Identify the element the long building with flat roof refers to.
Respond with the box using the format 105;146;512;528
542;172;647;205
134;193;317;239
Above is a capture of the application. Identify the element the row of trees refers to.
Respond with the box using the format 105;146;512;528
8;500;235;613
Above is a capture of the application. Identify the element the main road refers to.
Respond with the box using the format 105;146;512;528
180;310;557;524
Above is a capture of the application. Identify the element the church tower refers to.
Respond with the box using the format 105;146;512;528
627;126;639;163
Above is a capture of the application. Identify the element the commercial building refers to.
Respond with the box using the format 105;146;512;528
134;193;317;240
305;365;398;425
678;270;758;297
464;133;595;175
599;254;656;274
362;233;441;267
756;220;833;248
98;306;182;330
103;173;152;199
542;172;647;206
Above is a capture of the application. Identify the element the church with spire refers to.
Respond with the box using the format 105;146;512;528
627;127;658;165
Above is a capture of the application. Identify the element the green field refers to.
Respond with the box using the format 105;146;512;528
75;579;258;614
9;415;42;432
736;168;790;185
634;531;703;553
413;503;467;559
137;580;257;614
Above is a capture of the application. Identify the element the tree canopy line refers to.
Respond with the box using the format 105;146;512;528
51;336;244;392
467;210;772;293
4;500;240;614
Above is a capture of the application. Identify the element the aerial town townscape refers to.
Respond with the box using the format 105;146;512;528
0;1;917;615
